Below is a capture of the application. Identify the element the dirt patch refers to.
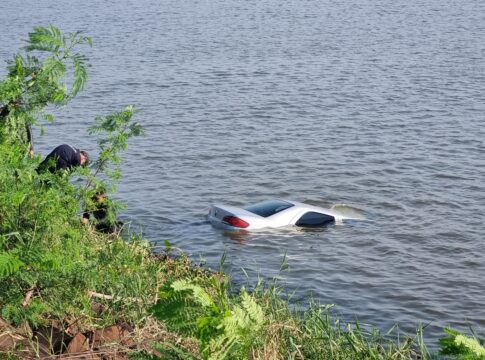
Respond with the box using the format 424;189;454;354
1;319;146;359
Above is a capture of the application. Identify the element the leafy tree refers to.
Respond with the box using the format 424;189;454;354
0;24;91;155
0;26;144;328
80;105;144;231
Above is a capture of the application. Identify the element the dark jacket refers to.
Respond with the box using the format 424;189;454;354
39;144;82;173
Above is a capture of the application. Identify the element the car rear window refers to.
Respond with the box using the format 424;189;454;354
244;200;294;218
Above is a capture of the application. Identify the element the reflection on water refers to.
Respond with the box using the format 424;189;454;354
221;224;334;244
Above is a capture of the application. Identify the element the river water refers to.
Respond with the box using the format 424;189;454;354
1;0;484;347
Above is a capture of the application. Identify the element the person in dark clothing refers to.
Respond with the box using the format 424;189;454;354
38;144;88;173
82;191;123;234
0;104;10;118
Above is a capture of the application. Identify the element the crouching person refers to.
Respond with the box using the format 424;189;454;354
38;144;89;173
82;190;123;235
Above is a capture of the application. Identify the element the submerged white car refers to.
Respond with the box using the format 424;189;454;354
208;199;362;231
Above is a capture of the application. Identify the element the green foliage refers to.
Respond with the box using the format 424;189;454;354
86;105;144;182
24;24;92;97
79;105;144;231
129;344;198;360
151;279;266;360
208;290;265;359
0;143;91;325
148;276;433;360
440;328;485;359
151;281;216;336
25;25;67;52
0;353;21;360
0;26;150;331
0;130;160;329
0;250;24;278
0;25;91;151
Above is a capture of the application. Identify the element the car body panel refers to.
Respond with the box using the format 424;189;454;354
208;199;357;231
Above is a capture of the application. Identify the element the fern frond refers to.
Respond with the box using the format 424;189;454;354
240;291;265;329
151;284;209;336
208;336;238;360
171;279;216;308
0;251;24;278
25;25;65;53
202;292;266;359
222;307;250;337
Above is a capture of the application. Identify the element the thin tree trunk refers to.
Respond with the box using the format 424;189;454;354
26;123;34;156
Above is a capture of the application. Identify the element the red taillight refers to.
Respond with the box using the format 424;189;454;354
223;216;249;228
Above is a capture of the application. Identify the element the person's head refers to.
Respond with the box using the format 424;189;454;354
94;191;107;203
80;150;89;166
92;187;107;203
